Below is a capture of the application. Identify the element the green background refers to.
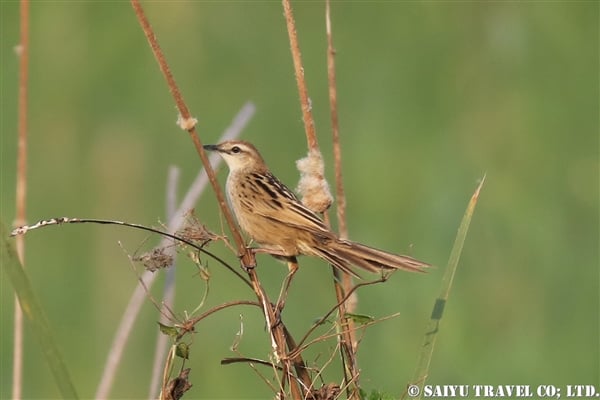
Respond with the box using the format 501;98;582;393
1;2;598;399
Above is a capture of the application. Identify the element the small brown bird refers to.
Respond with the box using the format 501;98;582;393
204;140;428;277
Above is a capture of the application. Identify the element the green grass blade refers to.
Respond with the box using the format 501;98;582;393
1;221;79;399
408;176;485;398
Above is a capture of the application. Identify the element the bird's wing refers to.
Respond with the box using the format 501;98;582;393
249;171;331;235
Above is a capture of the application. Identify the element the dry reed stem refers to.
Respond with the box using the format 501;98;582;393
282;0;319;152
325;2;361;398
12;1;29;398
326;0;347;242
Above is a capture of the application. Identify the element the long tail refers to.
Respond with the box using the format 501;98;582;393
311;239;429;276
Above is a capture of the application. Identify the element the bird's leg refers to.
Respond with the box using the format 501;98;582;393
276;256;299;313
249;247;299;322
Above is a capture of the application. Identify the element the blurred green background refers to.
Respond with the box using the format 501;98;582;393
1;2;597;399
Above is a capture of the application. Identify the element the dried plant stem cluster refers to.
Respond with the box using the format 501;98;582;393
7;1;409;399
130;0;411;398
5;1;484;398
0;1;428;399
284;0;360;397
129;2;315;398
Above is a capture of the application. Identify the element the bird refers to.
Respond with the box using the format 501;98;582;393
204;140;429;277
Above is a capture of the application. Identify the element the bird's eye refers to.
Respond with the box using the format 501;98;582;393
231;146;241;154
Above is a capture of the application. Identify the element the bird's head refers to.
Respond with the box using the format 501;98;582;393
203;140;267;173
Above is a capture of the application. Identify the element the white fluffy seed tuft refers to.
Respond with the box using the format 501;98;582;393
296;150;333;213
177;114;198;131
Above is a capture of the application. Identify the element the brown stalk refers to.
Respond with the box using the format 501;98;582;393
325;1;361;398
326;0;347;242
131;3;309;398
282;0;319;152
12;1;29;398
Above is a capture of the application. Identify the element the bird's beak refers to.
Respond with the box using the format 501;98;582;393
203;144;219;152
